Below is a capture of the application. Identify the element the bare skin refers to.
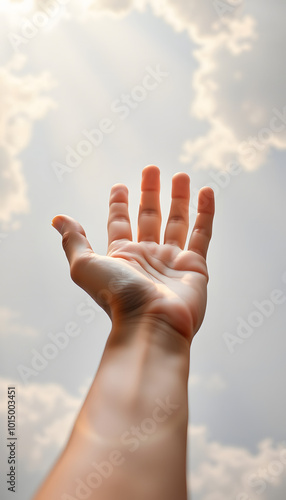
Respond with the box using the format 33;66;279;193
32;165;214;500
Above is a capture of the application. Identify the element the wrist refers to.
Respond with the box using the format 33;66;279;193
108;312;192;352
105;314;191;388
76;316;190;440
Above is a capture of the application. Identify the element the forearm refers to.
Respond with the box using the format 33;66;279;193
32;318;191;500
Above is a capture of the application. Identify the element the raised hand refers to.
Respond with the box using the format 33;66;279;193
52;165;214;341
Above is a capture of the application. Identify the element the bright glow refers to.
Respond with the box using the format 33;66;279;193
0;0;35;15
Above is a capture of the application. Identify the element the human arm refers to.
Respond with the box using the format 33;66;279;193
31;165;215;500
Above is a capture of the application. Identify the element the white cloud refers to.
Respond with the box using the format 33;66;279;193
151;1;286;171
1;375;286;498
188;425;286;500
0;306;37;337
0;377;83;472
88;0;137;16
81;0;286;171
0;53;56;229
4;1;285;173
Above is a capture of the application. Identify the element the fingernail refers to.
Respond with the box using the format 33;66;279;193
51;216;64;234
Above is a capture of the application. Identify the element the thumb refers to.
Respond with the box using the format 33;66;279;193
52;214;93;279
52;214;112;317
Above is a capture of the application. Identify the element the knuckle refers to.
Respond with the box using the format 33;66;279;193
194;226;211;237
168;215;187;224
61;231;72;252
140;208;159;217
70;258;83;284
108;215;129;228
70;254;90;284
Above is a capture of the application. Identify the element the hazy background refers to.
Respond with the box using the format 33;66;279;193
0;1;286;499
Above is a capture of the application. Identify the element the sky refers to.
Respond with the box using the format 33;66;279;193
0;1;286;499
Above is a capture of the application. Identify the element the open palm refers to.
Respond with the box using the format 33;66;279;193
52;166;215;341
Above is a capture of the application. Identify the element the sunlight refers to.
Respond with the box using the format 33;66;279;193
0;0;35;14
